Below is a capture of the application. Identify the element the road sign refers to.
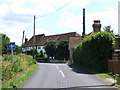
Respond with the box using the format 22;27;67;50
7;42;16;50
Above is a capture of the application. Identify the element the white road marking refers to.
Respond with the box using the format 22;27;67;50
60;70;65;78
56;66;59;69
69;68;72;70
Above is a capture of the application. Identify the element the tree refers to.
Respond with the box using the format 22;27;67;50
14;45;21;54
27;49;37;56
103;26;113;33
44;40;56;59
56;40;69;60
0;33;10;54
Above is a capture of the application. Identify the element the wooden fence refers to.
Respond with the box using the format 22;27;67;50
108;60;120;74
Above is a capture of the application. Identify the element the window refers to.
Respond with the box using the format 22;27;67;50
38;46;41;49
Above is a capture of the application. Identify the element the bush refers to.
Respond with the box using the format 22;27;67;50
73;32;115;72
56;40;69;60
26;49;37;56
35;51;45;60
2;54;37;82
116;75;120;85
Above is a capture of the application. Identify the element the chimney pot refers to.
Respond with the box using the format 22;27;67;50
92;20;101;33
25;38;28;43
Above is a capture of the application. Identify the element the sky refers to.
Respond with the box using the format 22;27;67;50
0;0;119;46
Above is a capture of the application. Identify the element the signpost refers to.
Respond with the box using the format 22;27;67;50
7;42;16;64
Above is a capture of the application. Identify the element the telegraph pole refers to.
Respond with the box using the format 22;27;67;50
82;8;85;38
21;30;25;53
33;15;36;59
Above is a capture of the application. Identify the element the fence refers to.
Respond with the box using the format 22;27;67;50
108;60;120;74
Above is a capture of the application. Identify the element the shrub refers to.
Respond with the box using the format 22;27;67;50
2;54;37;82
26;49;37;56
35;51;45;60
56;40;69;60
73;32;115;72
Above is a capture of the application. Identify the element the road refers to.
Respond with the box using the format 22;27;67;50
22;63;116;89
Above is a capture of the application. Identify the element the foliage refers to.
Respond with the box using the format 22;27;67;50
36;51;45;59
109;73;120;85
73;32;115;72
14;45;21;54
117;76;120;85
103;26;113;33
0;33;10;54
2;54;37;82
26;49;37;56
56;40;69;60
2;64;38;88
44;40;57;59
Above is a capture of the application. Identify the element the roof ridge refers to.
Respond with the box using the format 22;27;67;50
46;32;77;37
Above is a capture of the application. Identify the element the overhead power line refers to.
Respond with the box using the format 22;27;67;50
37;0;73;18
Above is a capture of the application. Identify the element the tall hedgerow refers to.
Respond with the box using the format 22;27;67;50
73;32;115;72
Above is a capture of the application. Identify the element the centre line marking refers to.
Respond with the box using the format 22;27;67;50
60;70;65;78
56;66;59;69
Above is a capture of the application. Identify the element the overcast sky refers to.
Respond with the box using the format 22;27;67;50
0;0;119;46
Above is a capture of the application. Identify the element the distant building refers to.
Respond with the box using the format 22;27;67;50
22;20;102;61
22;32;81;58
69;37;82;63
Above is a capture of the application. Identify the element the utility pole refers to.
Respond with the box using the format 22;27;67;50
82;8;85;38
21;30;25;53
33;15;36;59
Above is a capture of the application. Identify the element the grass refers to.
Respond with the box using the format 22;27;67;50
95;73;112;79
94;73;115;85
1;64;38;88
72;63;120;86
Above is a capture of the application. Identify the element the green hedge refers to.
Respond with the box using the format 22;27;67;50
73;32;115;72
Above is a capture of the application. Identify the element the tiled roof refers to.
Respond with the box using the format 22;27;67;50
23;32;81;47
22;34;45;47
37;32;80;46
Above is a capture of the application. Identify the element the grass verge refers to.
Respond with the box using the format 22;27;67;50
1;64;38;88
72;63;120;87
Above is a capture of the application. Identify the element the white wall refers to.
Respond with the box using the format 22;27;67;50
22;46;36;52
37;46;45;53
37;46;47;58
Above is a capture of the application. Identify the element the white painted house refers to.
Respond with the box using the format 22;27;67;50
22;32;81;58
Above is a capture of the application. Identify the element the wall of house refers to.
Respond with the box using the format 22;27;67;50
37;46;45;53
22;46;36;52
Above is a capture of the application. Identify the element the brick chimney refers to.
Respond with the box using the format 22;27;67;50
92;20;101;33
25;38;28;43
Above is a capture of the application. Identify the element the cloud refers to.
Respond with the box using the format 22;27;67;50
0;0;118;46
57;11;82;29
57;6;118;35
2;11;33;24
86;8;118;34
0;23;25;46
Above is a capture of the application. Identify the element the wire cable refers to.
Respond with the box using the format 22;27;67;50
37;0;73;18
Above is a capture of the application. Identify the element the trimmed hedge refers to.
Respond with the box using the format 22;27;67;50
73;32;115;72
